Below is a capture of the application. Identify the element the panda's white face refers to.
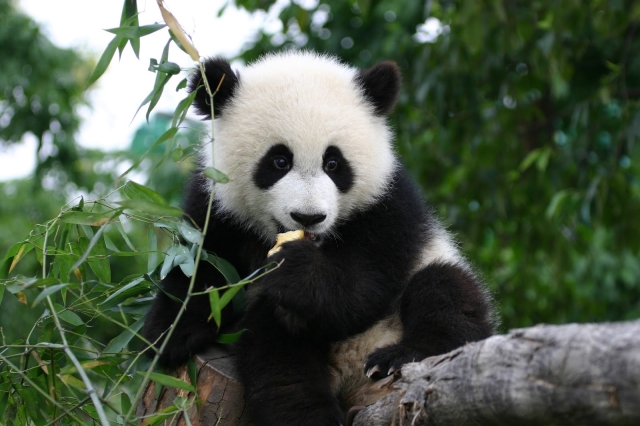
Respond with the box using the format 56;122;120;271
199;52;398;241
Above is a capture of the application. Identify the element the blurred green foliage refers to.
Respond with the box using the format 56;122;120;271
234;0;640;329
0;0;92;183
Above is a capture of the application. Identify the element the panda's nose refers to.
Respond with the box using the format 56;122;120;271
290;212;326;227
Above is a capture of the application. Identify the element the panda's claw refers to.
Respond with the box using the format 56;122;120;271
366;364;381;379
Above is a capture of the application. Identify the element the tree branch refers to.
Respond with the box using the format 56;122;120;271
354;320;640;426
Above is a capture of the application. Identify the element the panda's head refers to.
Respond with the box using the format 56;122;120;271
189;51;401;242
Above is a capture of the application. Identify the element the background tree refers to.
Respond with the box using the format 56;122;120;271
235;0;640;329
0;0;91;184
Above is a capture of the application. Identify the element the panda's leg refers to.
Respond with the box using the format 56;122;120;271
236;301;344;426
364;262;495;379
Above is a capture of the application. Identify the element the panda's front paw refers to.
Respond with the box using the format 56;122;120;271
262;239;321;316
364;343;422;381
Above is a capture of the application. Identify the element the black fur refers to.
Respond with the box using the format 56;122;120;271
355;61;401;116
252;144;294;190
188;57;239;118
323;146;354;193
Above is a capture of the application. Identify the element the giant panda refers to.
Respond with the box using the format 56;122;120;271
142;51;496;426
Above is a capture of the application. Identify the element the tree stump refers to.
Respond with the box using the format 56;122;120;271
136;345;252;425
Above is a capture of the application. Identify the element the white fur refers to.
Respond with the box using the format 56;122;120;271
328;315;402;400
413;226;467;273
201;51;398;241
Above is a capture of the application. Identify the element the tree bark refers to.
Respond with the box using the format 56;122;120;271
353;320;640;426
137;345;253;425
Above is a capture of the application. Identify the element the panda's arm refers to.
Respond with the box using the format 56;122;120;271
259;238;403;340
140;260;230;368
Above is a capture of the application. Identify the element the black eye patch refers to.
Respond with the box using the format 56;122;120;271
323;146;354;193
253;144;294;190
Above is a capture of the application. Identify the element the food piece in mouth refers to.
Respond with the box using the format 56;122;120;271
267;230;315;257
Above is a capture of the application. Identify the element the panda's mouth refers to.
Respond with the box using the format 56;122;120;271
273;220;319;242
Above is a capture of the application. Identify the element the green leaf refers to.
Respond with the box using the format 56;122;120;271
171;89;198;128
116;220;137;252
123;181;168;205
87;35;121;88
105;24;166;39
156;62;182;75
118;0;140;57
104;234;121;252
104;317;145;354
70;215;114;274
171;145;184;162
207;255;241;284
187;358;197;393
148;227;158;274
117;199;183;218
142;372;196;393
176;245;195;277
117;127;179;182
519;148;541;172
178;223;202;245
208;288;222;328
168;29;188;55
218;283;247;312
121;392;132;417
31;283;68;307
546;190;568;219
203;167;229;183
100;276;149;309
215;329;246;344
60;209;121;226
176;78;188;91
141;404;181;426
53;303;84;326
160;245;178;280
1;241;29;279
78;229;111;283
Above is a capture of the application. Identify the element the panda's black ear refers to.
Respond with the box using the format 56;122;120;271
188;57;240;119
355;61;401;116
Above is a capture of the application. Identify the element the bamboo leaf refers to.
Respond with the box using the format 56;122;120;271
142;372;196;393
208;288;222;328
60;210;122;226
148;227;158;274
31;283;68;307
116;127;179;182
123;181;168;205
117;199;183;218
70;215;114;273
87;35;121;88
215;329;246;344
171;89;198;128
203;167;229;183
105;23;166;39
103;317;145;354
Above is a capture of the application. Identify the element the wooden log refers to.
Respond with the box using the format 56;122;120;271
136;345;252;425
353;320;640;426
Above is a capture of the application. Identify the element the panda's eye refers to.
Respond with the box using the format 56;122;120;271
273;156;290;170
324;159;338;172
